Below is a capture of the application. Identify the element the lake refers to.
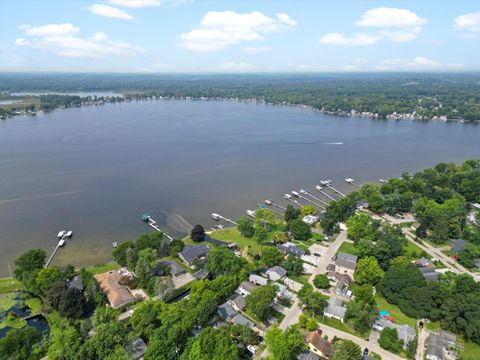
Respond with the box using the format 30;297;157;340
0;100;479;275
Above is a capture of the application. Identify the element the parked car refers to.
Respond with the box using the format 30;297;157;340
321;289;330;294
363;348;369;356
316;328;323;336
313;252;321;257
247;345;257;354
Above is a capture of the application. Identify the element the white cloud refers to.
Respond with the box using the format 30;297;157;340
355;7;426;28
321;7;426;46
219;61;257;71
87;4;133;20
320;32;379;46
353;57;368;65
107;0;162;8
242;46;271;55
19;23;79;36
297;64;313;71
179;11;297;52
15;23;144;59
454;12;480;34
377;56;441;70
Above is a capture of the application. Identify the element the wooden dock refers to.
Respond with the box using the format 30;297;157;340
143;215;173;241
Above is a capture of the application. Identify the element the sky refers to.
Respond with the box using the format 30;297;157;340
0;0;479;73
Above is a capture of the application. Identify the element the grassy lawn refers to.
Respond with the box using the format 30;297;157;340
315;314;367;338
461;339;480;360
403;240;429;259
337;241;358;256
271;309;285;323
85;262;120;274
288;274;310;286
425;321;441;332
375;294;417;328
208;227;263;254
0;278;24;294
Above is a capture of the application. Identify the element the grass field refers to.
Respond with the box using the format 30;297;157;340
461;339;480;360
85;262;120;274
337;241;358;255
315;314;368;338
403;240;428;259
375;294;417;328
0;96;40;110
425;321;441;332
0;278;24;294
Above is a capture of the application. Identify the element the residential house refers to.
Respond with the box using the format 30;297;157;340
273;282;293;301
335;252;358;276
228;294;246;312
323;297;347;322
266;266;287;281
426;330;457;360
302;215;319;225
411;222;421;232
94;269;136;309
416;257;433;268
126;337;147;360
297;351;320;360
373;318;416;347
419;267;439;282
238;281;258;297
179;245;210;266
249;274;268;286
305;331;333;359
450;239;468;254
327;271;352;296
218;302;237;321
193;268;209;280
326;263;336;272
68;275;84;291
152;260;186;277
231;314;254;329
277;242;305;258
356;200;369;210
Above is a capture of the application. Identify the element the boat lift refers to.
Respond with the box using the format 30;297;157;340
45;230;73;268
142;214;173;241
345;178;360;188
315;185;336;201
264;199;287;211
291;190;325;210
211;213;238;226
299;189;329;206
284;193;304;207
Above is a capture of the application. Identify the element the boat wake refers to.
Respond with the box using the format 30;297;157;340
324;142;344;145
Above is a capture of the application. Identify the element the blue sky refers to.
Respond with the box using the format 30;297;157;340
1;0;479;72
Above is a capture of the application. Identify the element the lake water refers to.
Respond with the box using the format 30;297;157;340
0;100;479;275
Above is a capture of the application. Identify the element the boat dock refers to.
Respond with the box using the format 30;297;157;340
142;214;173;241
211;213;238;226
322;180;346;197
299;189;329;207
345;178;360;188
291;190;325;210
45;231;72;268
315;185;336;201
264;199;286;211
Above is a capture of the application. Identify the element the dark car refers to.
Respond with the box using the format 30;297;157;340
363;348;369;356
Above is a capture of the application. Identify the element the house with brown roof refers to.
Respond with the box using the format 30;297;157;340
94;269;136;309
305;331;333;359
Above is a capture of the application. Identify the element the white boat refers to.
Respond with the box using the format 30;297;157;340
112;242;118;248
291;191;300;197
320;180;329;186
379;179;387;183
246;210;256;217
264;199;273;205
59;239;65;247
211;213;221;220
299;189;308;194
57;230;66;238
284;194;292;199
345;178;355;183
315;185;323;191
65;230;73;237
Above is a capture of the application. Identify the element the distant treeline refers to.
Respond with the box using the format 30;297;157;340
1;73;479;121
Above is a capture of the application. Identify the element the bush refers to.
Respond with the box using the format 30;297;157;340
313;274;330;289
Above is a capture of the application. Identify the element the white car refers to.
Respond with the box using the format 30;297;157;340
246;345;257;354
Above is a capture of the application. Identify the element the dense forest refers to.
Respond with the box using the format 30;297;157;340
1;73;479;121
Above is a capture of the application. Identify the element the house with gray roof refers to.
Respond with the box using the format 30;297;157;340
335;252;358;276
249;274;268;286
277;243;305;258
126;337;147;360
228;294;246;311
416;257;433;268
426;330;456;360
218;302;236;321
297;351;320;360
419;267;439;282
68;275;84;291
231;314;254;329
450;239;468;254
179;245;210;266
238;281;258;297
152;260;186;277
266;266;287;281
373;318;416;347
323;297;347;322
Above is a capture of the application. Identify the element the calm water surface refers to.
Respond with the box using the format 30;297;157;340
0;100;479;275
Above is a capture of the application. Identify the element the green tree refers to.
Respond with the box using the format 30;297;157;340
345;299;377;335
300;205;317;216
378;328;403;353
191;224;206;242
331;340;362;360
457;243;480;268
313;274;330;289
13;249;46;284
169;239;185;257
298;284;328;316
284;205;300;223
206;246;245;276
283;255;304;277
237;216;255;237
254;226;269;244
83;321;129;359
135;248;158;287
346;213;378;243
246;284;278;321
354;256;384;285
255;208;276;228
130;300;163;340
92;306;118;327
265;326;307;360
261;246;284;267
0;326;41;360
47;320;84;360
289;219;312;240
112;241;135;267
155;277;175;300
187;327;238;360
35;267;63;295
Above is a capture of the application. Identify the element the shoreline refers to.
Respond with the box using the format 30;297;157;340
1;93;478;124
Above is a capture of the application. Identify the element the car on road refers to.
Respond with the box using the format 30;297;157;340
321;289;330;294
363;348;369;356
313;252;321;257
246;345;257;354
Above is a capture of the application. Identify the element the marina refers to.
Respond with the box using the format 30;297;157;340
45;230;73;268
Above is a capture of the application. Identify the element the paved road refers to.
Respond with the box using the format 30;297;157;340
317;322;404;360
279;298;302;330
416;320;429;360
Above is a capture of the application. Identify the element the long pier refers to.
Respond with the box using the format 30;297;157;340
299;189;329;207
292;191;325;210
264;199;287;211
142;214;173;241
315;185;336;201
325;184;346;197
45;233;70;268
212;213;238;226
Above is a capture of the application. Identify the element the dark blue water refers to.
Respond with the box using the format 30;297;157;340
0;100;479;274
